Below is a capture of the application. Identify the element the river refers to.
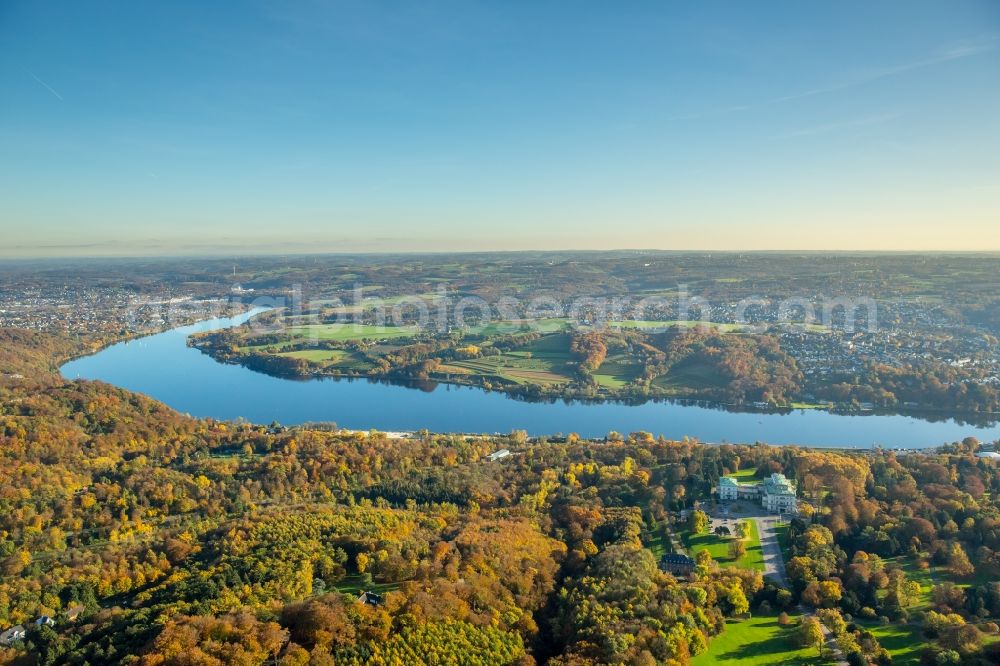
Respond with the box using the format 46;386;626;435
60;308;1000;448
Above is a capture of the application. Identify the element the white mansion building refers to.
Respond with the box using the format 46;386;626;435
717;472;798;513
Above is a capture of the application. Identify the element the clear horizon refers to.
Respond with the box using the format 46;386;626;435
2;1;999;257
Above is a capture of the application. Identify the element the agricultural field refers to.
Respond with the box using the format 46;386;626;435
447;336;575;386
188;259;991;415
276;349;349;363
446;356;572;386
200;313;806;404
285;323;419;341
471;317;572;336
238;340;297;353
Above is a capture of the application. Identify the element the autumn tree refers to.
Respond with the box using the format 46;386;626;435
946;542;974;577
795;616;826;657
688;510;710;535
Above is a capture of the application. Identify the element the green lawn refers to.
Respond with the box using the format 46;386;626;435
519;333;572;354
238;340;297;353
684;519;764;572
444;334;576;386
448;354;573;386
885;555;1000;608
729;467;759;482
882;557;936;609
333;574;400;596
863;556;985;666
286;323;419;341
642;521;672;560
774;522;792;563
693;614;833;666
684;530;732;561
593;358;642;389
653;356;729;393
740;519;766;571
470;318;572;336
276;349;349;363
862;622;924;666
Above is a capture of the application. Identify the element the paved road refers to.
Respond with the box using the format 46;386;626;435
754;515;788;587
798;606;848;666
713;503;845;664
818;618;849;666
709;502;789;585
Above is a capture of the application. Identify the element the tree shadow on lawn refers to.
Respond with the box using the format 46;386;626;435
716;619;831;665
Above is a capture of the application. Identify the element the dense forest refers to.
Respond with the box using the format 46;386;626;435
1;328;999;664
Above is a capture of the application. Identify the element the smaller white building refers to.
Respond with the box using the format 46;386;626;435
717;476;764;501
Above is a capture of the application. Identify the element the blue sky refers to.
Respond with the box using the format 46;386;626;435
1;1;998;256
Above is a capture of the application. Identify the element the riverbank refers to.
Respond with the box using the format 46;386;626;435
188;339;1000;429
58;309;1000;447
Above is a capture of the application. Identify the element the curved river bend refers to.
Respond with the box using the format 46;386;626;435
61;309;1000;448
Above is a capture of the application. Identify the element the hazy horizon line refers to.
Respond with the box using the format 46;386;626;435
3;247;1000;262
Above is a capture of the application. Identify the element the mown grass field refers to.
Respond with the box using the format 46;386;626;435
276;349;349;363
653;356;729;393
684;529;731;561
683;519;764;572
239;341;297;353
883;555;999;608
593;356;643;389
740;519;766;571
878;557;936;610
862;622;924;666
234;314;827;402
442;333;577;386
693;613;833;666
286;323;419;341
447;354;573;386
470;318;572;336
728;467;759;481
866;623;1000;666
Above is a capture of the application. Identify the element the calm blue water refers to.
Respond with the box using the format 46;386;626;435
60;309;1000;448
